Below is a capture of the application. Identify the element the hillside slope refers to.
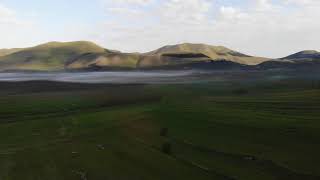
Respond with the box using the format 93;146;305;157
0;41;107;71
145;43;269;65
0;41;319;71
0;48;24;57
281;50;320;61
67;52;141;70
67;43;263;70
258;50;320;70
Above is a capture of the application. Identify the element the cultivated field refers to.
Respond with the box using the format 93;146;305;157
0;78;319;180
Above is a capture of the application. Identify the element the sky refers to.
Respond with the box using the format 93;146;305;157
0;0;319;58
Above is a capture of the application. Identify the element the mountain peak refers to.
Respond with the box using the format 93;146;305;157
282;50;320;60
146;43;268;65
0;48;24;57
0;41;270;71
297;50;319;54
151;43;230;54
0;41;107;71
175;42;227;48
34;41;103;49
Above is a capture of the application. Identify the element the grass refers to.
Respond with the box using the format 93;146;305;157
0;80;319;180
0;41;270;71
0;41;106;71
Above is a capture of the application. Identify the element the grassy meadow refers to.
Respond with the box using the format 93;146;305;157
0;79;319;180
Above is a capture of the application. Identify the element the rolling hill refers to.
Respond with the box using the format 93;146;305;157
144;43;269;65
0;48;24;57
0;41;319;71
0;41;107;71
67;43;269;70
258;50;320;70
66;52;141;70
0;41;271;71
281;50;320;61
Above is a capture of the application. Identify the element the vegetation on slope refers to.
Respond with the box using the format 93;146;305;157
0;48;24;57
1;41;319;71
67;52;141;69
281;50;320;61
145;43;269;65
0;42;271;71
0;79;320;180
0;41;107;71
258;50;320;69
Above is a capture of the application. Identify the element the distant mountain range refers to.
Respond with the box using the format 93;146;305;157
258;50;320;70
0;41;319;71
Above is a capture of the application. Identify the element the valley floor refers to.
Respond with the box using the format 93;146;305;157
0;78;319;180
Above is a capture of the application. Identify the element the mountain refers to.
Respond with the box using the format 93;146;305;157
258;50;320;70
64;43;270;71
137;52;212;68
138;59;248;70
144;43;269;65
3;41;319;72
0;48;24;57
67;52;140;70
280;50;320;61
0;41;107;71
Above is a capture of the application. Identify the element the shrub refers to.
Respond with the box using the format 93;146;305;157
232;88;249;95
162;142;172;155
160;128;169;137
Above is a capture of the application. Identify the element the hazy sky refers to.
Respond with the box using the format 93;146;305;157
0;0;319;58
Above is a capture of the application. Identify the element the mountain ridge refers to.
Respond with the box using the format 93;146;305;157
258;50;320;70
145;43;269;65
0;41;107;71
280;50;320;61
0;48;24;57
0;41;319;71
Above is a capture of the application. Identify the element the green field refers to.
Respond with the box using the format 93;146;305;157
0;80;319;180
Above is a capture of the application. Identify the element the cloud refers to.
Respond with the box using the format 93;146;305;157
1;0;319;58
284;0;320;6
0;4;21;25
95;0;320;58
103;0;155;22
161;0;212;24
107;7;144;16
219;6;249;21
97;0;215;51
0;3;43;49
210;0;320;57
109;0;153;5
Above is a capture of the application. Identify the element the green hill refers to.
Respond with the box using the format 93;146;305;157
67;43;266;70
0;41;106;71
67;52;141;70
145;43;269;65
0;48;24;57
258;50;320;70
3;42;320;71
280;50;320;61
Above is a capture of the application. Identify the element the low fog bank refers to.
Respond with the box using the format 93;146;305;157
0;70;318;84
0;71;206;84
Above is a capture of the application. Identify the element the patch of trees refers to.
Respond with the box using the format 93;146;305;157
162;142;172;155
311;80;320;89
160;127;169;137
160;127;172;155
162;53;209;58
232;88;249;95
